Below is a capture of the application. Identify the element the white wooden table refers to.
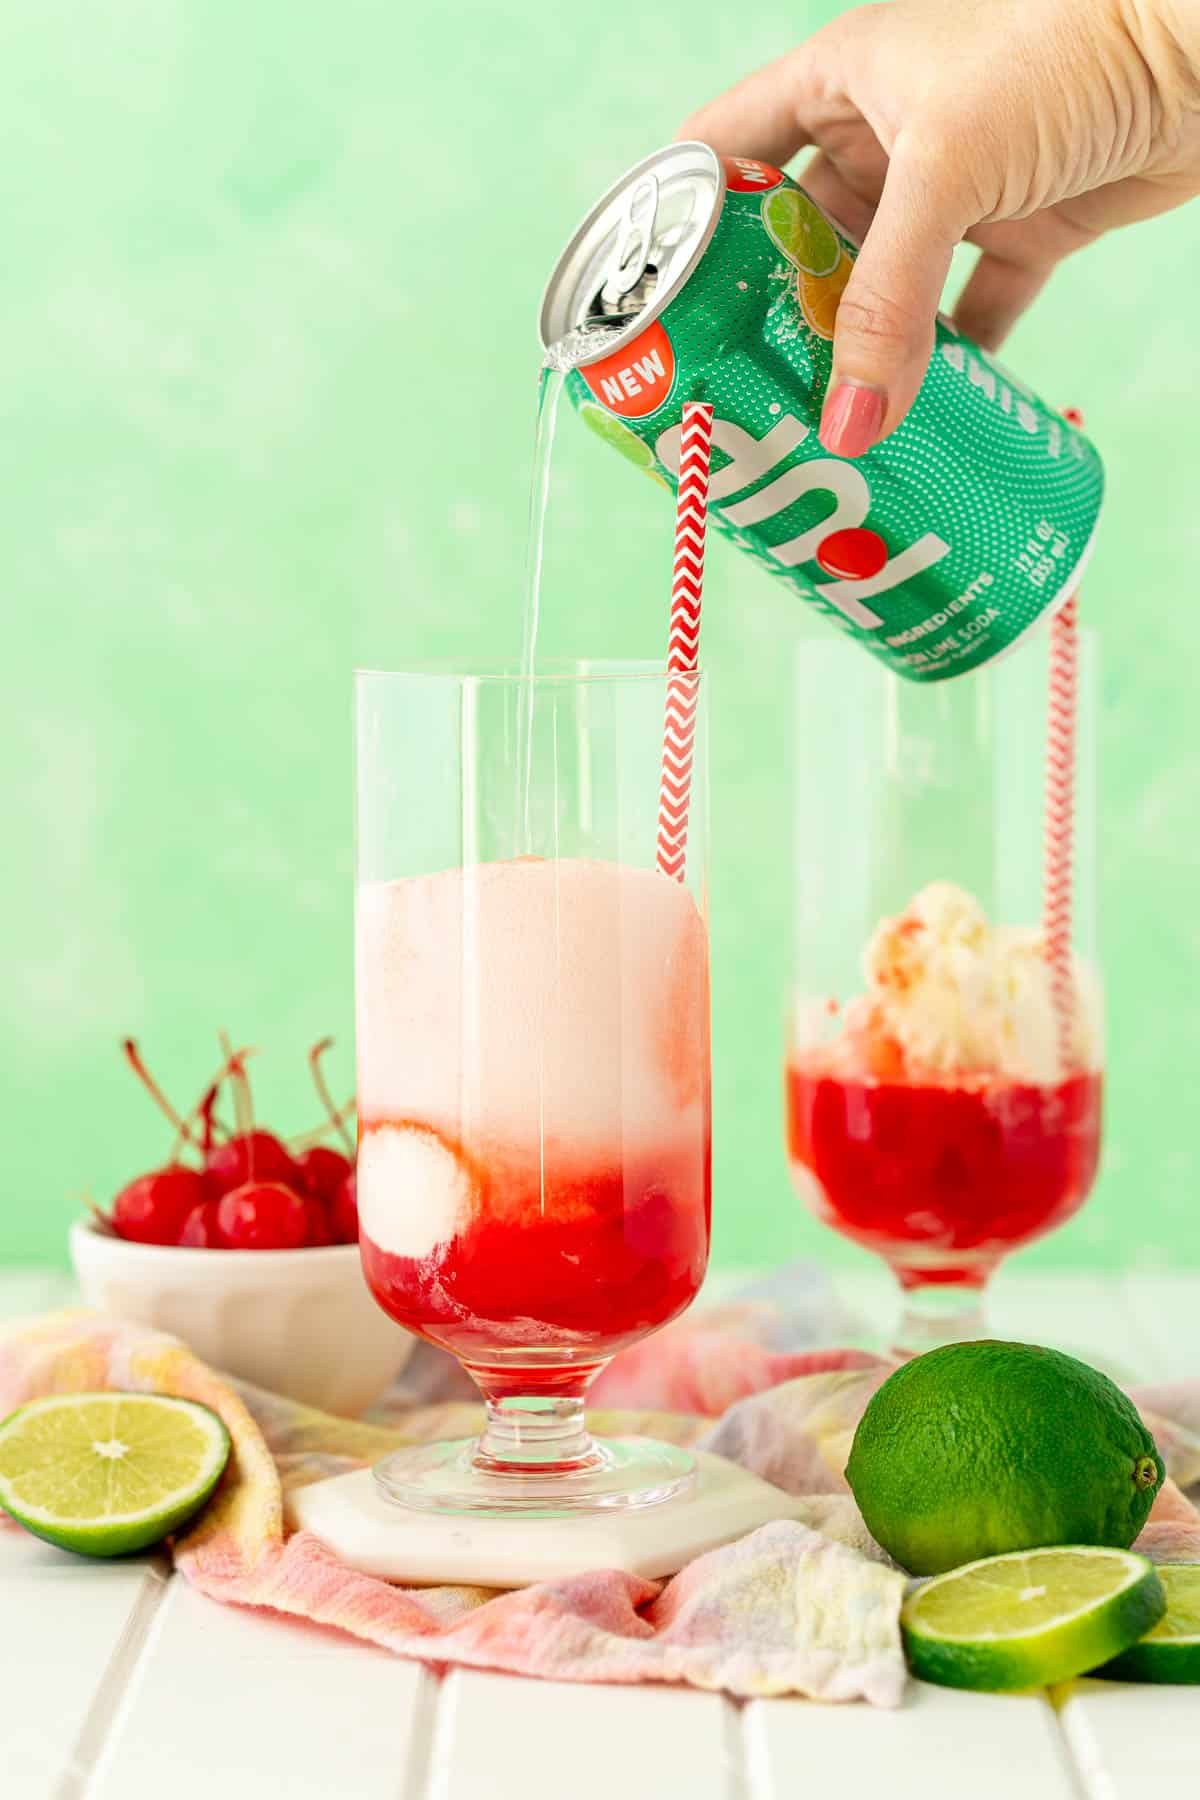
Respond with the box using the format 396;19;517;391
2;1269;1197;1799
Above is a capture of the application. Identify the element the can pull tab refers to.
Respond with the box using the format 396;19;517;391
600;173;660;307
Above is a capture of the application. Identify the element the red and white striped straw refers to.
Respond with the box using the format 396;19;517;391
656;402;713;881
1043;590;1079;1073
1043;405;1084;1073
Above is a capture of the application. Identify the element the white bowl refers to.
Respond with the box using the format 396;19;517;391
69;1220;415;1417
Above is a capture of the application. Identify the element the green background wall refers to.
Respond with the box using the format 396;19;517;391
3;0;1197;1274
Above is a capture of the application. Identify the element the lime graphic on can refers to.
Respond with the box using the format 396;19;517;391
539;144;1104;684
579;402;668;485
762;186;841;277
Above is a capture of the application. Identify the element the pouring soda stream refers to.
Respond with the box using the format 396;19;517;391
517;321;623;846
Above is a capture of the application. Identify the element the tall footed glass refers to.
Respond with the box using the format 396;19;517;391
785;637;1103;1353
355;666;710;1513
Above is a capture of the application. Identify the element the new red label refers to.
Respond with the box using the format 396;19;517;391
580;320;677;420
723;156;785;193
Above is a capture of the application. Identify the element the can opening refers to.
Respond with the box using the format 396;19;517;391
538;143;723;367
591;265;659;325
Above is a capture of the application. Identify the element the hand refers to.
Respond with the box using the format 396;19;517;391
683;0;1200;455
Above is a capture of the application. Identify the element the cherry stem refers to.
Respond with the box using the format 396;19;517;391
219;1031;257;1138
169;1044;250;1161
171;1071;226;1162
290;1097;356;1154
308;1038;355;1154
123;1039;201;1151
198;1083;221;1158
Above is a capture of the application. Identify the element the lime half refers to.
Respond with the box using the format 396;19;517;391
762;187;840;277
1098;1564;1200;1683
0;1392;230;1557
902;1546;1166;1691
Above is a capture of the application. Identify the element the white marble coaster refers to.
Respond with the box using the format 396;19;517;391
286;1451;806;1586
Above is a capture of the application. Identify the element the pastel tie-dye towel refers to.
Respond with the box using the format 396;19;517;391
2;1303;1197;1707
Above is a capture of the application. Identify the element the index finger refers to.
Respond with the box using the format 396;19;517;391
678;48;816;165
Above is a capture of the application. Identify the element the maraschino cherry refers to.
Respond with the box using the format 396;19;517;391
217;1181;308;1251
294;1144;353;1203
206;1129;296;1197
177;1199;226;1248
293;1037;357;1244
112;1166;208;1246
104;1034;357;1250
331;1171;358;1244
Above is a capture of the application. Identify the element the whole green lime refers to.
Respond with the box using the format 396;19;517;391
846;1341;1164;1576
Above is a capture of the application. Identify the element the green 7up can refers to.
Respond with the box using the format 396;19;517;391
538;143;1103;682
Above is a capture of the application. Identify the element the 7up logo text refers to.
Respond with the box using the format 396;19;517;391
655;413;949;630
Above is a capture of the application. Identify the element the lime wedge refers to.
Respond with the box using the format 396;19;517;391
762;187;840;278
902;1546;1166;1690
1097;1564;1200;1683
0;1393;230;1557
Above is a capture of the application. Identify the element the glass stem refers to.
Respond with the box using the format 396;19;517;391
472;1395;604;1476
892;1283;989;1357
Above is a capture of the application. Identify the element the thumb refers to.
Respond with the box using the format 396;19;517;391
818;146;969;458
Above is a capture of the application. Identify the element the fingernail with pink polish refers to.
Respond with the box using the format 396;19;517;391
819;380;886;458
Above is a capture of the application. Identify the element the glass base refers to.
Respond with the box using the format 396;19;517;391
373;1434;696;1516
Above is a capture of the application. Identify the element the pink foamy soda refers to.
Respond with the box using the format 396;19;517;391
355;858;711;1396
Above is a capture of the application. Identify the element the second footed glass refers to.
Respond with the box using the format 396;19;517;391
786;637;1103;1350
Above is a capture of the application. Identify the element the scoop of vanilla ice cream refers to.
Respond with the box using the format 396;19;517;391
861;882;1099;1082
